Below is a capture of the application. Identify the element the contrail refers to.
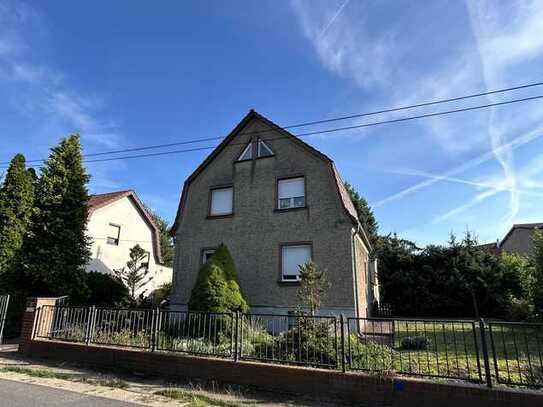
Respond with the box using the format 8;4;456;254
318;0;351;40
372;128;543;208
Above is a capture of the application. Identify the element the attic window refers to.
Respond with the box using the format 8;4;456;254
238;143;253;161
236;139;274;161
257;140;273;157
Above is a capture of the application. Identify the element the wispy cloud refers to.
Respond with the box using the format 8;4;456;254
0;0;123;150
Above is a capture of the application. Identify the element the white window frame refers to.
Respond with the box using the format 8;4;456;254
237;143;252;161
257;139;273;157
209;186;233;216
277;177;305;210
281;243;312;282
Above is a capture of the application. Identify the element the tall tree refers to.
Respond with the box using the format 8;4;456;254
532;230;543;318
147;209;174;267
0;154;35;274
113;244;153;300
344;182;379;247
17;134;91;301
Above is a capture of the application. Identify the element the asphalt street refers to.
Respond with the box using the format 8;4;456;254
0;379;144;406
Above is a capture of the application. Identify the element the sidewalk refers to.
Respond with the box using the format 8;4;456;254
0;343;344;407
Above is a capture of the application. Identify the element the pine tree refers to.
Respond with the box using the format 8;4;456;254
0;154;35;274
113;244;153;300
18;134;91;301
344;182;379;246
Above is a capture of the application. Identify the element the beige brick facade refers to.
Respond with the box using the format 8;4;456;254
170;111;375;316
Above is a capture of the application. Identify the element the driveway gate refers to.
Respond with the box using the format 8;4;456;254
0;295;9;345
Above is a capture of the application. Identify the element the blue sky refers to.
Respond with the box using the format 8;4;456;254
1;0;542;246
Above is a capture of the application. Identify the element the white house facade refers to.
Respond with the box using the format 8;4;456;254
86;190;173;297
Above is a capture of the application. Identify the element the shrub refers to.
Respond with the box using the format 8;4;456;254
400;336;431;350
85;271;130;307
349;337;396;372
188;244;248;313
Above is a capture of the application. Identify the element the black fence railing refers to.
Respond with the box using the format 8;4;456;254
488;321;543;388
157;311;234;357
240;313;339;369
347;317;483;383
0;294;9;345
32;305;543;389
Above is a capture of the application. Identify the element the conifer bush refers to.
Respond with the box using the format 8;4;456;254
188;243;248;313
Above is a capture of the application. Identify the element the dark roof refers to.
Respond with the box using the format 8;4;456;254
88;190;163;264
170;110;371;249
499;222;543;248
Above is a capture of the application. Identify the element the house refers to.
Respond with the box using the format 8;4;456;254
498;223;542;256
169;110;379;317
86;190;173;297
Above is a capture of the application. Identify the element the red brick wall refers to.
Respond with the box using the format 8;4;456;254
22;339;542;407
18;297;61;354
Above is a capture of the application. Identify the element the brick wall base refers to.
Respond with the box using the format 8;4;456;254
22;339;541;407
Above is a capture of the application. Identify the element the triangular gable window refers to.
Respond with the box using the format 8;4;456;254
236;139;274;161
257;140;274;157
238;142;253;161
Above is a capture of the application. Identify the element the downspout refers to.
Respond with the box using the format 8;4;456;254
351;228;360;319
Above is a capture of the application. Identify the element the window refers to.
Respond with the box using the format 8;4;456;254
202;248;215;265
277;177;305;209
281;244;311;281
107;223;121;245
238;143;252;161
236;139;273;161
257;140;273;157
209;187;233;216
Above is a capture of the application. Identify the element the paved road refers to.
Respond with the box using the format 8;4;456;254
0;379;144;406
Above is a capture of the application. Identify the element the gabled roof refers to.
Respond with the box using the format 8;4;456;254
499;222;543;248
170;110;371;249
88;190;163;264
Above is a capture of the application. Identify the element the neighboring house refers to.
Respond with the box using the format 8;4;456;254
498;223;542;256
170;110;379;317
86;190;173;297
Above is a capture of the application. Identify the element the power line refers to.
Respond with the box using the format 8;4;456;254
3;81;542;166
7;93;542;169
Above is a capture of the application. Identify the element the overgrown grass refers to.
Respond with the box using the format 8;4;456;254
155;388;243;407
1;366;128;389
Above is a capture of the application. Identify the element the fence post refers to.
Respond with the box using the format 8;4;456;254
85;306;94;346
340;314;346;373
151;307;158;352
479;318;493;388
234;311;239;362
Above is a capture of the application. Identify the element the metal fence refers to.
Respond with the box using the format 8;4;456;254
488;321;543;388
32;305;543;389
240;313;339;369
347;317;483;383
0;295;9;345
157;310;234;357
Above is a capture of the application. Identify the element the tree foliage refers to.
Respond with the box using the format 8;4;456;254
114;244;153;300
376;232;523;318
296;261;330;316
344;182;379;247
0;154;35;274
532;230;543;318
148;209;174;267
12;135;91;302
188;243;248;313
84;271;130;307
